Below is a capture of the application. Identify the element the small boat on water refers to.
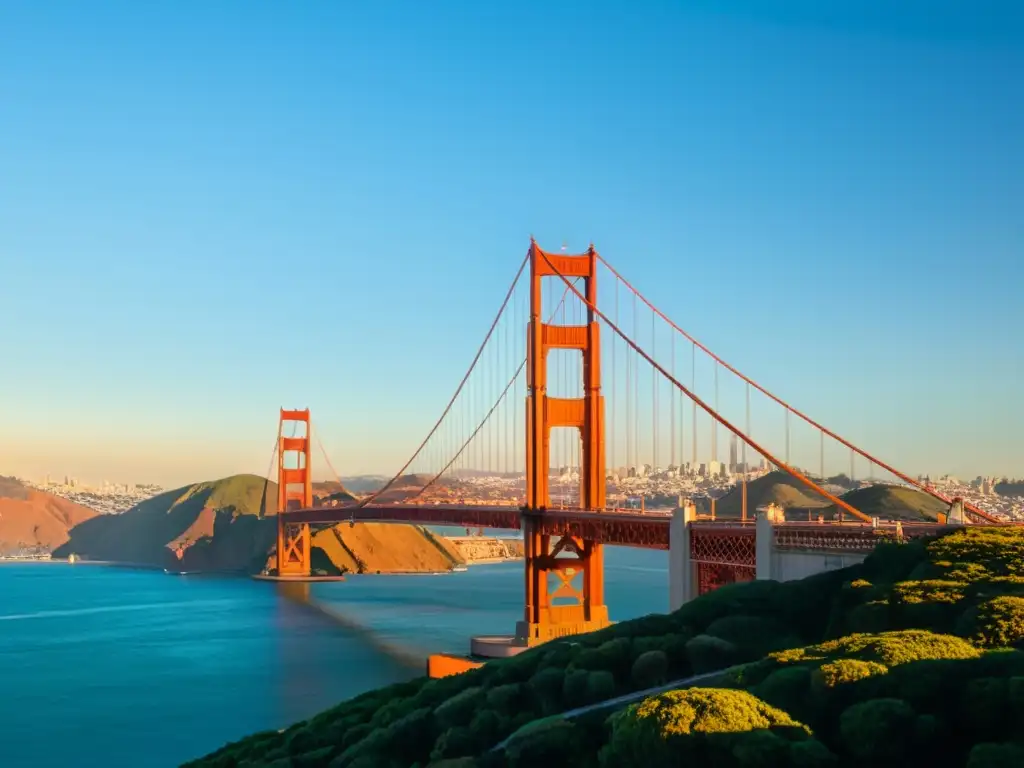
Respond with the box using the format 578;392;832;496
451;566;468;573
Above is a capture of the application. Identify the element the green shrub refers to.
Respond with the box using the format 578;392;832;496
528;667;564;713
837;698;928;764
962;676;1013;743
485;683;523;714
841;600;890;635
537;641;575;671
752;666;813;715
631;649;669;689
593;637;633;681
705;614;801;658
599;688;824;767
435;686;486;730
927;528;1024;579
863;538;929;584
966;742;1024;768
811;659;888;691
586;669;616;702
430;726;476;762
889;579;968;634
468;709;505;745
685;634;739;674
504;719;579;768
426;758;478;768
384;707;437;764
562;668;591;708
291;745;335;767
770;630;979;668
959;596;1024;648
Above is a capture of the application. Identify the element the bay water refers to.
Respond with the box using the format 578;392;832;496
0;545;667;767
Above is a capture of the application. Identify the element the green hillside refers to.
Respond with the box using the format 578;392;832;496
53;474;280;571
713;474;952;522
185;525;1024;767
54;474;450;575
829;484;950;522
712;471;830;519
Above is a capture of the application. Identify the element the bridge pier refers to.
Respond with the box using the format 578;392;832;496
277;521;311;577
668;510;903;609
514;522;610;646
669;502;697;611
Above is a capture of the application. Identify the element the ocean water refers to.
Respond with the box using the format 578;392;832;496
0;547;668;768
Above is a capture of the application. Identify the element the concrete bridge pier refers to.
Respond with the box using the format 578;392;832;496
668;501;697;611
668;505;872;611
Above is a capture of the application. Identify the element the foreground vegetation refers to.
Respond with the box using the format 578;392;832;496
185;526;1024;767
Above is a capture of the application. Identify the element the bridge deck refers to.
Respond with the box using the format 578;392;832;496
281;503;984;553
281;504;674;549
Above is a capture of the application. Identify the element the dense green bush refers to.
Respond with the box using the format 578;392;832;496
966;742;1024;767
630;649;668;688
435;686;486;730
599;688;832;767
685;633;740;673
837;697;932;764
959;596;1024;648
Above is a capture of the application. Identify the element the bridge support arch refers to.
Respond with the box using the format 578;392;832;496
517;241;610;645
277;408;313;577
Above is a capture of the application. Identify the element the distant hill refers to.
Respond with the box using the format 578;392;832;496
53;473;460;574
339;475;390;494
313;481;357;503
995;480;1024;498
828;484;950;522
711;471;831;519
0;476;99;554
708;472;953;523
313;481;358;507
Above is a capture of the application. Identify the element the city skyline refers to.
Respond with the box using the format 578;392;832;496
2;2;1021;487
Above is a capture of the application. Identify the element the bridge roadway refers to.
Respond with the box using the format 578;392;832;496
280;503;674;549
282;503;983;556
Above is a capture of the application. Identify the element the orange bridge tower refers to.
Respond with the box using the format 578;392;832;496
517;240;610;645
276;408;313;577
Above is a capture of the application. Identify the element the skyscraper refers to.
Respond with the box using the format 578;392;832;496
729;434;739;473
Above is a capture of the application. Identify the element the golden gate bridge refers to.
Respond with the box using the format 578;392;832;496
265;239;1003;670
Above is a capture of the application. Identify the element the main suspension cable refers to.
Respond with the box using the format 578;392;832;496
359;250;530;507
540;250;872;522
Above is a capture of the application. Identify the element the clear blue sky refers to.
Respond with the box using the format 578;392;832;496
1;1;1021;487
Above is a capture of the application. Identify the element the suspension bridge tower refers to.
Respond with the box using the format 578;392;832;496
276;408;313;577
517;240;610;645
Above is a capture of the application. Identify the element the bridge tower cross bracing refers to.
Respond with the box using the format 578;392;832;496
277;408;313;577
518;240;610;645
